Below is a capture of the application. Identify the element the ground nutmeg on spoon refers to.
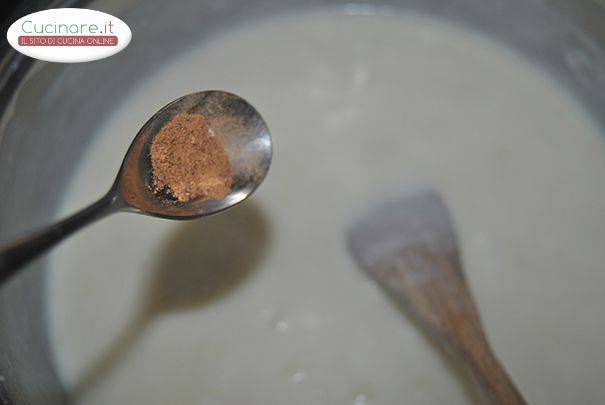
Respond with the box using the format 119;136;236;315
149;113;233;202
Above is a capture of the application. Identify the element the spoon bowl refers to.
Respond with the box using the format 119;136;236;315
118;90;272;219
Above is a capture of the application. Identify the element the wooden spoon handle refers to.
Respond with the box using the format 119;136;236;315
463;340;526;405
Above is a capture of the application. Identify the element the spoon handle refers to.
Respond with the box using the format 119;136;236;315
462;339;526;405
0;193;122;285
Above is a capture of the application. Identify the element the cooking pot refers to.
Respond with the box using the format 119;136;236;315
1;0;604;403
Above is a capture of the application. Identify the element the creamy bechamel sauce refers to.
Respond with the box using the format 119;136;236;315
48;8;605;405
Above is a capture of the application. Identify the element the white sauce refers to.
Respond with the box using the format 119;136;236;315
48;8;605;404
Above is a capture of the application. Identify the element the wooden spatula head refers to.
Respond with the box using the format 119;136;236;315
347;188;526;405
348;187;459;271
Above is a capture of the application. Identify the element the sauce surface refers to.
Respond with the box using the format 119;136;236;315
49;8;605;404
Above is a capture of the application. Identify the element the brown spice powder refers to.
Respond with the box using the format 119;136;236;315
150;113;233;202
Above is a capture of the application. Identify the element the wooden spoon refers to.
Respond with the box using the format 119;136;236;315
347;187;526;405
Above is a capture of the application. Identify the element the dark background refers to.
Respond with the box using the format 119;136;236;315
3;1;22;18
1;0;49;56
3;0;36;21
2;0;47;36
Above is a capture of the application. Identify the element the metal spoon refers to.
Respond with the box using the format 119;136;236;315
0;90;272;284
347;188;526;404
